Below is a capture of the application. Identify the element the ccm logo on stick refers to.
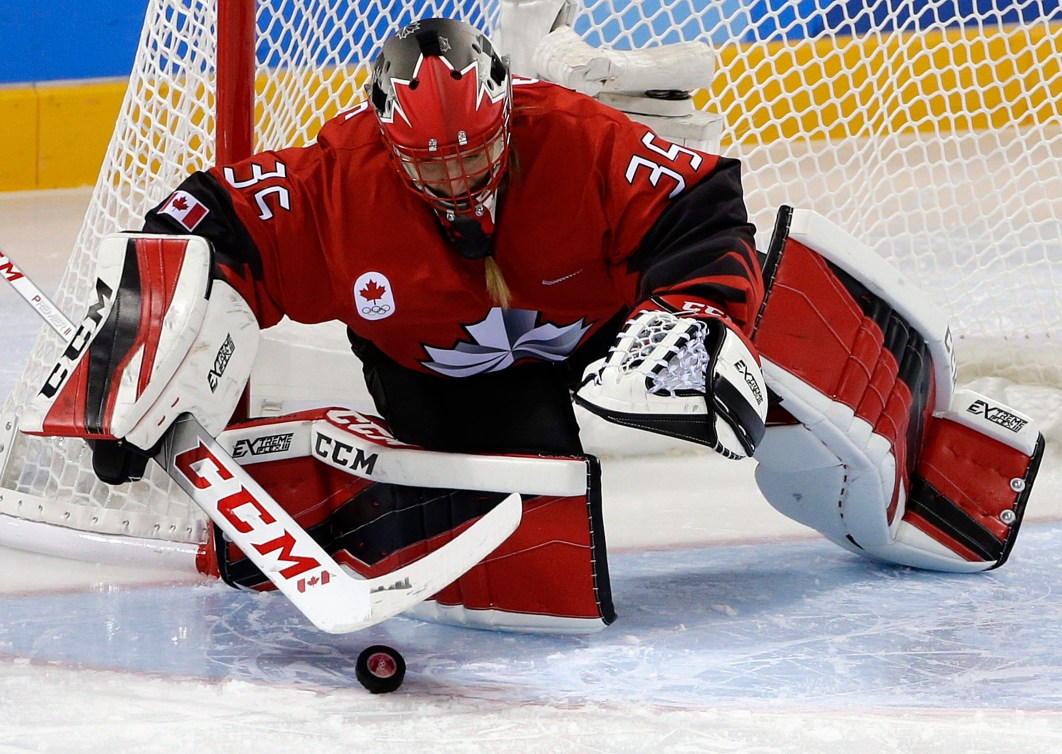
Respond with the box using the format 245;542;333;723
174;441;328;585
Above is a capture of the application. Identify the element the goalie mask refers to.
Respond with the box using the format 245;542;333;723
369;18;512;258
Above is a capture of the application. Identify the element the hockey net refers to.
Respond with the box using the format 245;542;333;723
0;0;1059;562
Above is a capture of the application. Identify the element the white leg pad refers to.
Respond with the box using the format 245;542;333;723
751;207;1043;572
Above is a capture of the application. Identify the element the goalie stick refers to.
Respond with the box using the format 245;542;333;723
0;248;76;340
0;245;522;633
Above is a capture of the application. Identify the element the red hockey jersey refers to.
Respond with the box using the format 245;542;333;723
145;79;761;377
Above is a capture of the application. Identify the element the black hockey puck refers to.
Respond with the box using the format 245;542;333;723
355;645;406;693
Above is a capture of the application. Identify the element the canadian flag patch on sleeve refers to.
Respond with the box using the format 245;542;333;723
159;190;210;231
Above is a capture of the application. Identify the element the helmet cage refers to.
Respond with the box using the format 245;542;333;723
389;110;510;215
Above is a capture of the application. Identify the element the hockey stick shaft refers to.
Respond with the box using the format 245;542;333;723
0;248;77;337
0;245;522;632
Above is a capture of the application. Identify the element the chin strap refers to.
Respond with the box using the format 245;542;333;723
435;188;500;259
444;214;494;259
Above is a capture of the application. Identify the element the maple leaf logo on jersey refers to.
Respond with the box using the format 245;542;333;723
421;308;591;377
360;280;387;303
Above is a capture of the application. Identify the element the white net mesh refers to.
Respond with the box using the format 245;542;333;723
1;0;1059;546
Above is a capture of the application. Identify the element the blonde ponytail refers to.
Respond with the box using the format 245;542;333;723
484;255;511;309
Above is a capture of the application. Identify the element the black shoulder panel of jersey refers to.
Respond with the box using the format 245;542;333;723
626;156;759;309
142;170;265;281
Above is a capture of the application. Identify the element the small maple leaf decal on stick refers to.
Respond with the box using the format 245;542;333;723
360;279;387;302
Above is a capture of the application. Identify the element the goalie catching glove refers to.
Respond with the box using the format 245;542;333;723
575;296;767;458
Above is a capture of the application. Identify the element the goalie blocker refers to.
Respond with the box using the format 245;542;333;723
750;207;1043;572
21;233;259;481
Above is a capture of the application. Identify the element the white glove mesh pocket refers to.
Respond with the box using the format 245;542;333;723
604;311;709;395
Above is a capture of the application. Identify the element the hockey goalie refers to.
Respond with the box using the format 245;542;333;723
20;18;1043;636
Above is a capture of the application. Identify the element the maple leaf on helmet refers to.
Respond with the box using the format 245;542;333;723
368;18;511;242
172;196;189;211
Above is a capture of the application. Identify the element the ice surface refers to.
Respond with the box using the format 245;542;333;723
3;530;1062;709
0;190;1060;753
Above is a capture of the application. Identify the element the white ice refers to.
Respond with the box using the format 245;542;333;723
1;189;1061;753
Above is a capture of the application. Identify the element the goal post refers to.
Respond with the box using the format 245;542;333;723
216;0;256;165
0;0;1059;564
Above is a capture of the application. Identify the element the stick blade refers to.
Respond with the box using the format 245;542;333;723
354;493;523;630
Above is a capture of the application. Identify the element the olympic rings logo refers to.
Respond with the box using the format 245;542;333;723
361;303;392;316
